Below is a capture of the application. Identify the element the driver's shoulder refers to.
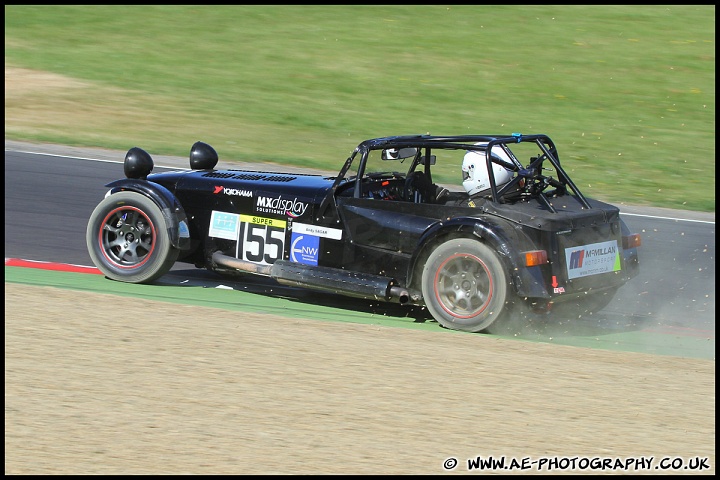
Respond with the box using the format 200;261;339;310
456;186;524;207
455;192;488;208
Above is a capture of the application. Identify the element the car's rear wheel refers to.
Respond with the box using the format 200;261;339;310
86;191;179;283
421;238;509;332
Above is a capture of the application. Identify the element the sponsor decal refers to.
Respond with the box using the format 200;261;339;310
208;211;241;240
565;240;621;279
255;194;309;218
291;222;343;240
213;186;252;197
239;214;286;230
209;212;288;265
236;214;287;265
291;233;320;266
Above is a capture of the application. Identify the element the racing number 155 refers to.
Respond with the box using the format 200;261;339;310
237;215;286;265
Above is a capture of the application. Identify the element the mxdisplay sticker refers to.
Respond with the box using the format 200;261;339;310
565;240;621;279
255;194;309;218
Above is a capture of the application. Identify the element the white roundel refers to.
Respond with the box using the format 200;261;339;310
462;145;514;196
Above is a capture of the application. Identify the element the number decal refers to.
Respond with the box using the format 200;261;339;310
236;215;286;265
264;225;285;264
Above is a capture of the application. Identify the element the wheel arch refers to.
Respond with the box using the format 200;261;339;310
407;217;550;299
105;179;191;251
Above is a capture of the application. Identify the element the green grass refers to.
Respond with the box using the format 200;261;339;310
4;5;715;212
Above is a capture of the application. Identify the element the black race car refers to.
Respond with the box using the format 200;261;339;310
86;134;641;332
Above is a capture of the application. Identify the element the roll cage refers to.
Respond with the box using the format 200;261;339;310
319;133;592;219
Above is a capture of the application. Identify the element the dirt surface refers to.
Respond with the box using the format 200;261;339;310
4;283;715;475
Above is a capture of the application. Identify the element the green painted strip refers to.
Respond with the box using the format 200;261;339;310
5;266;714;360
4;266;444;331
511;329;715;359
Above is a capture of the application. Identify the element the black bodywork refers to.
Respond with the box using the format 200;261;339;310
88;134;641;332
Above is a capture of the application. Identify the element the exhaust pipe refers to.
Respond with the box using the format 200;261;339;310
271;260;410;304
211;252;409;304
389;286;410;304
212;251;273;275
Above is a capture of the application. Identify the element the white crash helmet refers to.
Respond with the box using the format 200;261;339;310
462;144;515;196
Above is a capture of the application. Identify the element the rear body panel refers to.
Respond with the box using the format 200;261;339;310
477;196;639;301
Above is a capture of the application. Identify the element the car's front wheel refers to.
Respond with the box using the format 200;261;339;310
86;191;179;283
421;238;509;332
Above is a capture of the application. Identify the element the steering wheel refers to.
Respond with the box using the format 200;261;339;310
404;171;433;203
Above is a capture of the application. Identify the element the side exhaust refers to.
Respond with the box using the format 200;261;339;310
212;251;273;275
211;252;410;304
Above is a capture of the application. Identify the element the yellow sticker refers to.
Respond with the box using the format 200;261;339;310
239;214;287;229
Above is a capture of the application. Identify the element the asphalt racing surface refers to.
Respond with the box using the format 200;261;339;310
4;141;716;359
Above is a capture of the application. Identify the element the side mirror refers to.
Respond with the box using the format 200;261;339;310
419;154;436;166
382;147;417;160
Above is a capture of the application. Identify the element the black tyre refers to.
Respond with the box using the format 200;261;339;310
86;191;179;283
421;238;509;332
